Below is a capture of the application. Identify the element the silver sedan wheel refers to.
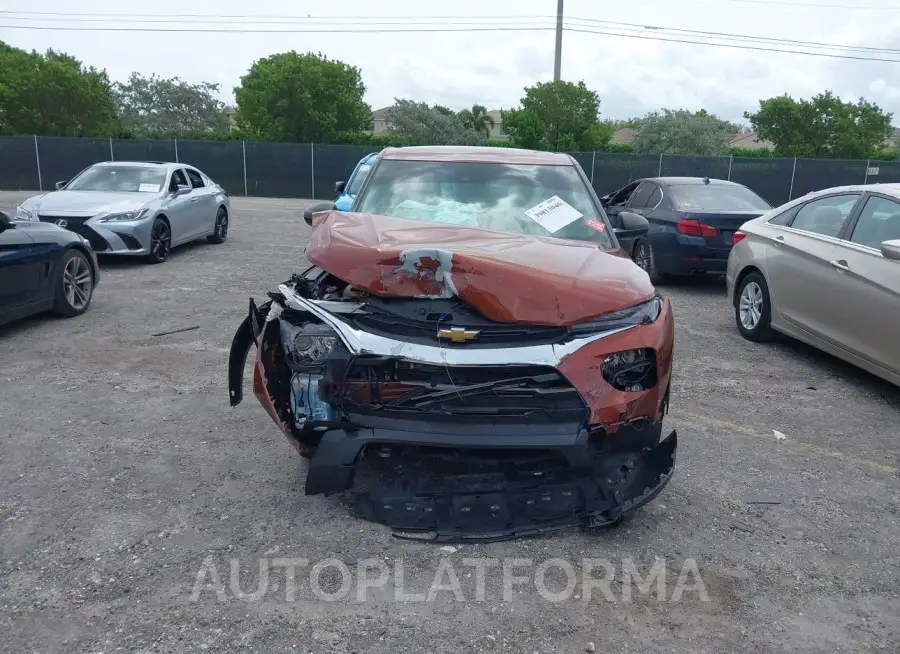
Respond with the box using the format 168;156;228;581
63;255;93;310
739;281;763;330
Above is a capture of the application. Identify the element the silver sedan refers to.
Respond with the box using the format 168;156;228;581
726;184;900;386
15;161;231;264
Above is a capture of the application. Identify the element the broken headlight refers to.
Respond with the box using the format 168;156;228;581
569;295;662;335
280;321;338;368
602;348;658;392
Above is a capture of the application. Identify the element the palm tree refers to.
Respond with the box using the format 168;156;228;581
459;104;496;139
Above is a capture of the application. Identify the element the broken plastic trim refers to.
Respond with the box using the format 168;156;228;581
277;284;637;367
353;429;677;543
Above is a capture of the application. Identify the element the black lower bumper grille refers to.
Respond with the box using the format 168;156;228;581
340;358;587;423
38;215;110;251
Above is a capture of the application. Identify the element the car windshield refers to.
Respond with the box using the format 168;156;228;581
354;159;615;248
347;162;372;195
65;165;168;193
668;183;772;212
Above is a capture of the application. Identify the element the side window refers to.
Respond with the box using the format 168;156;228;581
610;181;640;206
627;182;656;208
645;186;662;209
789;194;861;238
849;195;900;250
185;169;205;189
169;169;188;191
768;204;800;226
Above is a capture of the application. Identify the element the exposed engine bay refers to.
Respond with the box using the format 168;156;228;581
229;260;677;542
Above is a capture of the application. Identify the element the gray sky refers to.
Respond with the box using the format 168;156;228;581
1;0;898;123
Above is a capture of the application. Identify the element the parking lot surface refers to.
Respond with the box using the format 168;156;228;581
1;192;898;653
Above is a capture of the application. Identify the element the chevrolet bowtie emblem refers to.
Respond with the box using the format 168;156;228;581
437;326;480;343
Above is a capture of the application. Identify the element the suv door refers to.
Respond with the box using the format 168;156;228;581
764;192;862;342
826;193;900;374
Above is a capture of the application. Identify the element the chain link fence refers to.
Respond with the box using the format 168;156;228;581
2;135;897;205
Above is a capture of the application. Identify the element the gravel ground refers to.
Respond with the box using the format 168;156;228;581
1;192;898;654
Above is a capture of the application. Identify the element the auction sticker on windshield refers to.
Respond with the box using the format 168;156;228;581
524;196;583;233
139;183;161;193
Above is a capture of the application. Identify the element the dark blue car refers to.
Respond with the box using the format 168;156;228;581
333;152;377;211
600;177;772;283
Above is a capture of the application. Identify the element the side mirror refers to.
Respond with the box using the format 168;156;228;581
882;239;900;262
173;185;192;197
55;180;68;190
334;181;346;194
615;211;650;239
0;210;13;231
303;201;335;226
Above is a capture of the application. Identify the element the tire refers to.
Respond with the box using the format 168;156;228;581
634;239;665;285
52;249;94;318
734;271;774;342
207;206;228;244
146;217;171;264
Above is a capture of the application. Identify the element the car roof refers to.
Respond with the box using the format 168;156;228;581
797;183;900;200
651;176;742;186
92;161;186;171
378;146;574;166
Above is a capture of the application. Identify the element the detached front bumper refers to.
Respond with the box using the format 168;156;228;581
228;285;677;541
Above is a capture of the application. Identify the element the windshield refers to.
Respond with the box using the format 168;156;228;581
347;162;372;195
354;160;615;248
65;165;168;193
668;184;772;212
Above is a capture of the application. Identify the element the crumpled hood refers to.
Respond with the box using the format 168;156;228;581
22;190;149;216
305;211;655;326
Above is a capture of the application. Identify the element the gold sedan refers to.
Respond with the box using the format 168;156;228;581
726;184;900;386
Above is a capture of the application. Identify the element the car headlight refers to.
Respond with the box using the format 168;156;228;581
98;209;149;222
569;295;662;335
281;322;339;368
15;206;35;221
602;348;658;392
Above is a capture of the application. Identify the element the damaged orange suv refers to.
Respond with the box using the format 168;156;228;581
229;146;676;542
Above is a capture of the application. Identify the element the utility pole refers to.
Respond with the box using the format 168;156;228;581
553;0;563;81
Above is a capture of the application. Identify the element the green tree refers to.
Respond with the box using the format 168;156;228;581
114;73;229;137
745;92;893;158
386;99;482;146
458;104;496;138
501;80;610;151
631;109;736;156
234;51;370;142
0;41;118;136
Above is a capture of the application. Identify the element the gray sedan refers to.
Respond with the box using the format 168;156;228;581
726;184;900;387
15;161;231;264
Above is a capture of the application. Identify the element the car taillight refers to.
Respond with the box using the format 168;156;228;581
732;230;746;246
676;218;718;238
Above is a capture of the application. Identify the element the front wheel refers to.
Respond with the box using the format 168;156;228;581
735;271;774;341
207;207;228;244
53;249;94;317
147;218;171;264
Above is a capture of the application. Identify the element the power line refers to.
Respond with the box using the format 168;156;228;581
2;11;898;55
1;17;897;63
565;27;900;62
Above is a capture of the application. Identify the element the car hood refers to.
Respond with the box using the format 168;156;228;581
22;190;150;216
12;220;73;235
305;211;655;326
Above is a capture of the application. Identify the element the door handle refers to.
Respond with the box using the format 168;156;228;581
190;197;199;202
773;235;785;246
830;259;850;272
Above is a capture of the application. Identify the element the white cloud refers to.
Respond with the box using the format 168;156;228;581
1;0;899;123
